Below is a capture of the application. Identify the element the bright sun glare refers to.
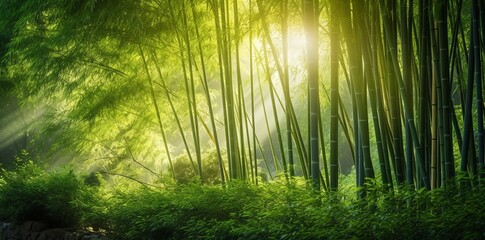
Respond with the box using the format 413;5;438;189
249;26;308;90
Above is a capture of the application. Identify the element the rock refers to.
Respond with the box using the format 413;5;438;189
81;233;106;240
38;228;68;240
0;222;8;236
23;231;41;240
24;221;49;232
5;224;22;240
63;231;79;240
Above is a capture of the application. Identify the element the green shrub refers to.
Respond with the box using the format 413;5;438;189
0;161;106;228
106;181;258;239
172;149;226;185
2;161;483;240
105;178;485;240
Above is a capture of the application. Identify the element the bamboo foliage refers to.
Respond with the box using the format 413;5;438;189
2;0;485;193
139;47;175;179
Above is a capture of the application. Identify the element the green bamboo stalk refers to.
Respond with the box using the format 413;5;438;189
180;0;203;182
353;0;375;182
437;0;455;181
468;0;485;178
370;3;393;189
281;0;294;178
461;30;474;173
380;0;431;190
211;0;232;183
338;56;357;163
418;0;431;189
329;0;340;191
150;51;198;176
255;3;311;179
249;0;258;184
138;47;175;179
341;1;374;198
432;12;442;189
267;67;289;181
362;4;392;189
259;37;289;179
431;60;439;189
401;0;415;186
233;0;249;180
257;0;303;179
450;0;478;176
382;0;405;186
189;0;225;186
259;44;283;174
318;108;329;191
221;0;242;180
340;1;362;195
479;0;485;53
210;0;241;180
302;0;320;191
252;118;275;181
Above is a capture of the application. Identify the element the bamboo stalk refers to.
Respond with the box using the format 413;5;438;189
190;0;225;186
302;0;320;191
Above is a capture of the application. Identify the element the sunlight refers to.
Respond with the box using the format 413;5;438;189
0;103;45;154
0;111;28;150
246;26;306;90
285;27;307;76
224;25;312;166
284;27;311;91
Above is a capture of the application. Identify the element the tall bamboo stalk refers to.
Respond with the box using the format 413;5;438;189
303;0;320;190
233;0;249;180
211;0;242;180
138;47;175;179
221;0;243;180
329;0;340;191
210;0;231;182
180;0;203;182
353;0;375;182
362;2;391;189
370;7;393;188
249;0;258;184
401;0;415;186
438;0;454;182
151;51;198;176
382;0;405;185
380;0;431;190
190;0;225;185
472;0;484;175
281;0;294;178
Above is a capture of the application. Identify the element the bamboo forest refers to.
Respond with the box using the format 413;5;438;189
0;0;484;239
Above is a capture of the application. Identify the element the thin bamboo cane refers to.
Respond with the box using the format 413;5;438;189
138;47;175;179
189;0;226;185
329;0;339;191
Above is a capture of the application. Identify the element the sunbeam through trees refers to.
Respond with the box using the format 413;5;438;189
0;0;485;238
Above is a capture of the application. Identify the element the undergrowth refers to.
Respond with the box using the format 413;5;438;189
0;162;484;239
0;160;106;228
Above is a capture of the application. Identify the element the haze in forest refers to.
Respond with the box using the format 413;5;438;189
0;0;483;193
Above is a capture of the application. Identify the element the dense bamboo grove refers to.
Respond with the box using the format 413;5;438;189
0;0;483;194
